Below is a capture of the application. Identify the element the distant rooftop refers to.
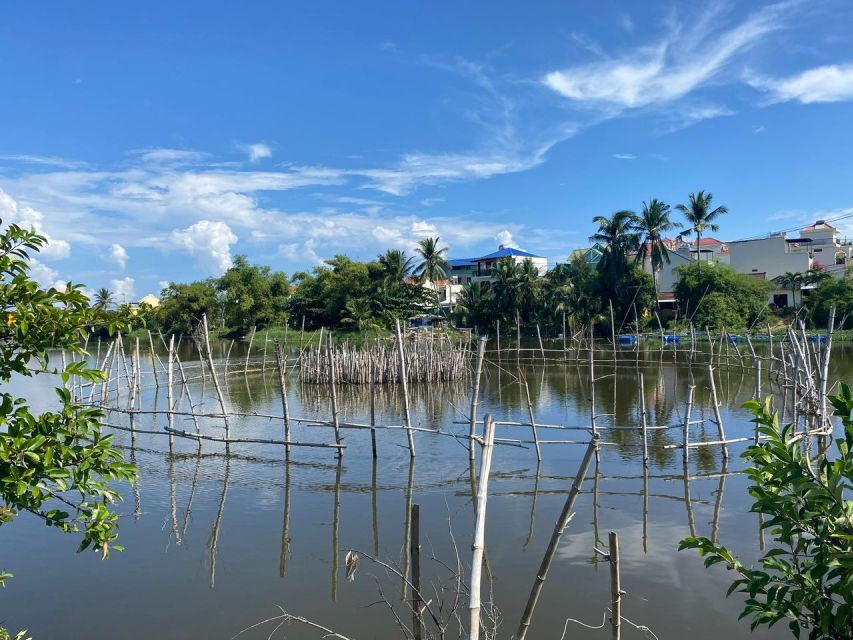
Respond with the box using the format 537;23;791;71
474;245;544;261
802;220;836;232
449;258;476;268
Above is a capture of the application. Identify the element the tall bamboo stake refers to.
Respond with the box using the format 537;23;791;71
369;357;377;458
395;319;416;457
147;330;160;388
469;415;496;640
244;325;257;375
274;340;291;455
167;335;175;449
516;435;599;640
519;369;542;462
202;314;231;444
327;334;342;456
639;373;648;465
536;324;545;360
609;531;621;640
469;337;487;461
411;503;422;640
683;385;695;465
707;364;728;460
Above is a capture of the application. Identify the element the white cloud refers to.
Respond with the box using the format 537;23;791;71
132;148;209;165
0;154;87;169
613;153;636;160
158;280;171;292
242;143;273;163
170;220;238;274
110;277;135;303
746;64;853;104
28;260;60;289
543;2;790;110
109;243;128;270
496;230;521;249
0;187;70;259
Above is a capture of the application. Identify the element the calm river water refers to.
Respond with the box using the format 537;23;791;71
3;339;850;639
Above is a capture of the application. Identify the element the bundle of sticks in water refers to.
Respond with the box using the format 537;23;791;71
298;334;471;384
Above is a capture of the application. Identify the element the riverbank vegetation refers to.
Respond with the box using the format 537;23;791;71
0;223;137;636
680;389;853;639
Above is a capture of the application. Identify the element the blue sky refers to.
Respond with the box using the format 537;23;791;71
1;1;853;301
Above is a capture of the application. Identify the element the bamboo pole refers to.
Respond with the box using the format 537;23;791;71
411;503;422;640
639;373;648;465
519;369;542;462
167;334;175;449
609;531;621;640
244;325;257;375
469;337;487;461
469;415;496;640
683;385;695;465
202;314;231;445
395;319;416;458
328;334;342;455
369;357;377;458
148;330;160;388
274;340;291;455
516;435;599;640
536;324;545;360
707;364;728;460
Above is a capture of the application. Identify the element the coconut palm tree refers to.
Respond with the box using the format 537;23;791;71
454;281;492;328
589;210;640;283
676;191;728;274
513;257;542;323
378;249;414;286
490;256;521;324
93;287;113;310
777;272;804;308
414;237;451;312
634;198;681;310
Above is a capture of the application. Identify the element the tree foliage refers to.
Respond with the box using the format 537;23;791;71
680;390;853;639
217;255;290;332
674;262;771;330
808;274;853;330
0;222;137;590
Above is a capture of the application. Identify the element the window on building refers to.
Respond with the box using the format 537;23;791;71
773;293;789;308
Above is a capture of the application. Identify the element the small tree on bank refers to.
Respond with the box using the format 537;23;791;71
680;391;853;638
0;222;137;632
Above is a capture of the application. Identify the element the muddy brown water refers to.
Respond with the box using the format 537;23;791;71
3;339;849;639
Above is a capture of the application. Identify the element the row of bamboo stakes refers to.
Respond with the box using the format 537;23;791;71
68;309;838;639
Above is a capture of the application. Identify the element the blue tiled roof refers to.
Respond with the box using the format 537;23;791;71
475;247;544;261
449;258;476;268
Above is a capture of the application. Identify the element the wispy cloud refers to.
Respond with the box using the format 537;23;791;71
241;143;273;163
109;243;128;270
0;154;88;170
543;2;792;110
746;64;853;104
613;153;636;160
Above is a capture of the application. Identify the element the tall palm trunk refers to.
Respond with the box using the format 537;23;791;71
696;230;702;275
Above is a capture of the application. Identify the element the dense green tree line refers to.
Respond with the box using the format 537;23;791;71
140;190;853;336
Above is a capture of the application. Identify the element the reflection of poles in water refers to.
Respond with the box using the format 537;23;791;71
332;457;342;601
372;456;380;557
130;448;142;519
683;462;697;538
516;435;599;640
592;450;602;565
410;503;422;640
523;462;541;551
469;416;496;640
401;457;415;602
683;385;695;466
182;452;201;537
168;453;181;545
280;455;292;578
208;456;231;589
711;458;728;545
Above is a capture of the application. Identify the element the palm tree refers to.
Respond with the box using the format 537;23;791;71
378;249;414;286
513;257;542;323
676;191;728;274
414;237;451;312
589;210;640;283
634;198;681;310
778;272;804;308
490;256;521;323
454;281;492;328
93;288;113;310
